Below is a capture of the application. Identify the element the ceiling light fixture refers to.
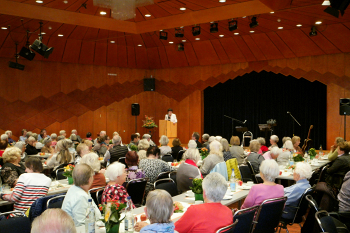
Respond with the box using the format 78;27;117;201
182;39;186;42
315;21;322;24
192;25;201;36
110;41;115;43
36;0;43;3
195;38;200;40
322;0;331;5
30;22;54;59
175;28;184;37
296;24;302;27
249;16;259;28
177;44;184;51
210;23;218;33
145;14;151;17
219;35;224;37
270;11;274;14
169;41;174;44
9;43;25;70
179;7;186;10
63;0;68;3
159;31;168;40
219;0;226;2
309;26;317;36
138;44;142;46
234;32;239;35
100;11;107;15
228;20;238;31
278;27;283;29
19;31;36;61
58;34;64;37
41;32;46;34
249;31;255;33
1;27;7;30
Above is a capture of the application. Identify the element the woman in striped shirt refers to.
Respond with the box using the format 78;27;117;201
0;157;51;215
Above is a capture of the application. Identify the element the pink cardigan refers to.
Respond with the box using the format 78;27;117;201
241;183;284;209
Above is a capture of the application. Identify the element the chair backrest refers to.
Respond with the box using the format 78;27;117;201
315;210;337;233
96;189;104;205
126;178;148;207
318;165;329;183
246;161;259;183
46;194;66;209
177;150;186;161
216;219;239;233
291;187;314;224
55;168;66;180
118;157;127;167
305;194;319;213
252;196;287;233
239;165;253;183
169;171;177;184
89;186;105;206
162;155;173;162
0;211;31;233
154;178;178;196
156;171;170;181
210;162;228;181
233;205;259;233
241;131;253;147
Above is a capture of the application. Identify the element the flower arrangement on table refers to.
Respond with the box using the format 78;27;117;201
308;148;317;159
292;152;304;162
99;200;127;233
173;202;184;213
190;178;203;201
287;164;296;170
200;148;209;160
129;144;138;152
63;164;75;184
142;115;158;129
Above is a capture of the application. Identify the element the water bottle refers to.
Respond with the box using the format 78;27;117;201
85;199;95;233
319;145;323;158
230;169;237;192
124;196;134;232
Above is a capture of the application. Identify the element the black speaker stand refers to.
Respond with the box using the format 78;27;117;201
135;116;137;133
345;115;346;140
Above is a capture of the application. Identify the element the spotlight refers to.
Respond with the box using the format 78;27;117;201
177;44;184;51
324;0;350;17
309;26;317;36
30;39;54;58
19;47;35;61
8;61;25;70
228;20;238;31
159;31;168;40
249;16;259;28
175;28;184;37
210;23;218;33
322;0;331;5
192;25;201;36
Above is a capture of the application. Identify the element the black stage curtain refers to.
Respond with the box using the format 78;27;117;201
204;71;327;148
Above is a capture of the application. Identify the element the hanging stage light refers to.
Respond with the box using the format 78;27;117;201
8;43;25;70
309;26;317;36
210;23;218;33
159;31;168;40
249;16;259;28
192;25;201;36
175;28;184;37
30;22;54;58
228;20;238;31
19;31;35;61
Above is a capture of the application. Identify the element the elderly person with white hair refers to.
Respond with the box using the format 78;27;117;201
137;139;150;161
269;135;279;150
14;141;26;160
51;133;58;147
41;138;54;154
188;139;197;149
202;134;210;148
104;135;128;163
257;137;268;154
62;164;101;226
19;129;27;142
142;134;156;146
71;129;82;143
247;140;265;173
101;162;133;204
25;136;39;155
0;147;26;187
175;173;233;232
59;130;66;138
177;148;203;193
5;130;14;144
263;147;282;160
159;135;171;156
134;190;175;233
75;143;90;164
277;140;293;166
1;133;8;141
241;160;284;209
282;162;312;219
31;209;77;233
80;152;106;190
200;141;224;175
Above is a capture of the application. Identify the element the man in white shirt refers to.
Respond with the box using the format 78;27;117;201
165;108;177;124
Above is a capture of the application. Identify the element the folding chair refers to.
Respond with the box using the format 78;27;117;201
126;178;148;207
216;219;239;233
0;211;31;233
156;171;170;181
46;194;66;209
233;205;259;233
154;178;178;196
55;168;65;180
89;186;105;206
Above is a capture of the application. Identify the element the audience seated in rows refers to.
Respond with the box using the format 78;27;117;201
1;157;51;215
1;147;26;187
229;136;246;165
104;135;128;163
241;159;284;209
31;208;77;233
46;139;73;170
25;136;39;155
200;140;224;175
62;164;101;226
246;140;265;173
282;162;312;219
41;138;54;154
159;135;171;157
80;152;106;190
177;148;202;193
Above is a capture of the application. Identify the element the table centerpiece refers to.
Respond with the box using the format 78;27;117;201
63;164;75;184
99;200;127;233
190;178;203;201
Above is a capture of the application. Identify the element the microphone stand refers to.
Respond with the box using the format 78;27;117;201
224;115;246;137
287;112;301;136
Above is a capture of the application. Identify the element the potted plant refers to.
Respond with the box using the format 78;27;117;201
129;144;138;152
200;148;209;160
292;152;304;162
142;115;158;135
190;178;204;201
308;148;317;160
63;164;75;184
99;201;127;233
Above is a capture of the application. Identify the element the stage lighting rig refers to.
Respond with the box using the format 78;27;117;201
30;22;54;59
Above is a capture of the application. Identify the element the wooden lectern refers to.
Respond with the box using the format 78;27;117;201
159;120;177;146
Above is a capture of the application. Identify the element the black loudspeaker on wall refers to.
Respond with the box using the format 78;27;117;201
340;98;350;115
132;103;140;116
144;78;155;91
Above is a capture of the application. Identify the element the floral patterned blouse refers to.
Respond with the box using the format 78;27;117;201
126;166;146;182
101;184;129;204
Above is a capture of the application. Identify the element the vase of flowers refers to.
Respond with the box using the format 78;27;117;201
99;201;127;233
293;152;304;162
200;148;209;160
190;178;204;201
308;148;317;160
142;115;158;129
129;144;138;152
63;164;75;185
